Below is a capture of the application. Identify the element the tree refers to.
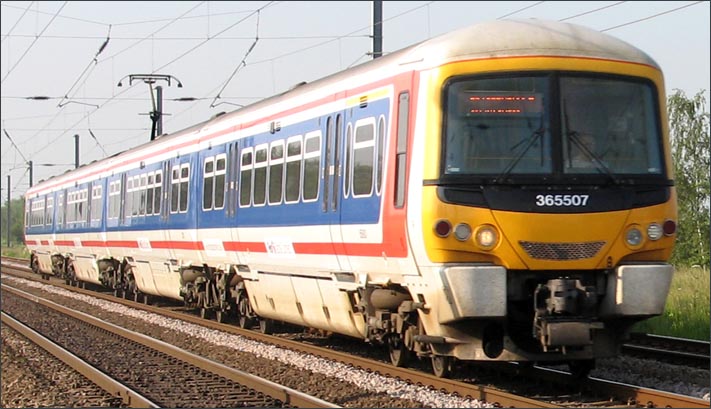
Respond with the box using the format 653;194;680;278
667;89;710;268
0;198;26;247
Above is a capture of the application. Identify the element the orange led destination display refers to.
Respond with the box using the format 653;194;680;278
460;92;543;115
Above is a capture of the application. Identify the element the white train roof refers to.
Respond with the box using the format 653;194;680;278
26;19;660;198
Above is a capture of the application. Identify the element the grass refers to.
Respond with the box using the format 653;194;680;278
633;266;710;341
2;243;708;340
0;243;30;259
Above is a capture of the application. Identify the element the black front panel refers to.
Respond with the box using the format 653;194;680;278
436;184;671;213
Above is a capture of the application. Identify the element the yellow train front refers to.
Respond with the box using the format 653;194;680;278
401;20;677;376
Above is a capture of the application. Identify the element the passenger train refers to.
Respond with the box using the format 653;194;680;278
25;19;677;377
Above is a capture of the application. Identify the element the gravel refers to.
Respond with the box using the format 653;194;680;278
1;276;491;408
3;274;708;407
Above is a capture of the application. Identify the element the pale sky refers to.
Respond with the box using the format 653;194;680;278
2;1;709;200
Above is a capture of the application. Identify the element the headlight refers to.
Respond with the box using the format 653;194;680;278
647;223;663;241
475;225;498;250
625;226;643;247
454;223;472;241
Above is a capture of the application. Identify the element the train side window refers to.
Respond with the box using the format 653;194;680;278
269;141;285;205
253;145;268;206
179;164;190;213
353;118;376;197
80;188;88;223
91;185;102;222
46;197;54;226
170;166;179;213
132;176;139;217
332;114;342;211
344;123;353;198
285;136;303;204
57;193;64;227
239;148;254;207
323;117;333;212
146;173;154;215
203;157;215;210
395;91;409;208
303;131;321;202
376;115;386;195
108;182;119;219
153;171;162;215
139;175;147;216
214;154;226;209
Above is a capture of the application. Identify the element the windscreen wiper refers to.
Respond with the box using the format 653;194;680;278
493;127;545;183
567;130;620;185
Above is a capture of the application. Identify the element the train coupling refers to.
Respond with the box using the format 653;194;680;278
533;278;603;351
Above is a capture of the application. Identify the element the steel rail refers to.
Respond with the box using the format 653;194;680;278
2;257;709;408
2;284;338;409
1;311;159;408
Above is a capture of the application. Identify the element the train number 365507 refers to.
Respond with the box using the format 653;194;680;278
535;194;589;207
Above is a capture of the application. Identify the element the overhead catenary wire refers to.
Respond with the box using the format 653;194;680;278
1;1;68;85
1;1;35;44
601;1;704;31
210;8;263;108
57;25;112;108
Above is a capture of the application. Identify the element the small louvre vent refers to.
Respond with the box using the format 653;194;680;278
519;241;605;261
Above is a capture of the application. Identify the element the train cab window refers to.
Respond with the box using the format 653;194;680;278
253;145;268;206
353;118;376;197
91;185;102;222
46;197;54;226
269;141;284;205
239;148;253;207
285;136;303;203
559;76;663;175
376;116;386;195
302;131;321;202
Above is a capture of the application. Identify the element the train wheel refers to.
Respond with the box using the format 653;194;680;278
431;355;453;378
215;309;226;324
237;293;254;329
133;290;142;303
200;307;212;319
259;318;274;334
31;257;40;274
568;359;595;379
388;335;410;367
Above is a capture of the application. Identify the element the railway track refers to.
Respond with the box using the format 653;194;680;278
1;285;335;408
622;333;710;369
2;256;708;408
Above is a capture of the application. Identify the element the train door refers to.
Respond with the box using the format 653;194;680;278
225;140;242;264
323;113;351;271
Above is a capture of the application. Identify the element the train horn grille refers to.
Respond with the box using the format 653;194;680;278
518;240;606;260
